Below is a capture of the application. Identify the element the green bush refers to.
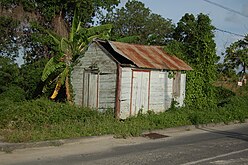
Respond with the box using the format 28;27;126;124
0;86;26;102
215;86;236;107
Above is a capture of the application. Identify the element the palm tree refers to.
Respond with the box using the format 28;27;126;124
224;35;248;75
41;10;112;103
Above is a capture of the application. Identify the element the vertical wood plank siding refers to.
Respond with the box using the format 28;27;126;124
149;71;166;113
71;43;117;110
119;70;180;119
164;72;173;110
119;67;132;119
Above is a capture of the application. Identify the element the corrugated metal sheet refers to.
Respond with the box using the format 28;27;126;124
108;41;192;71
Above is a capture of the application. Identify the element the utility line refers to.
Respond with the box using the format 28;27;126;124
203;0;248;19
215;28;245;37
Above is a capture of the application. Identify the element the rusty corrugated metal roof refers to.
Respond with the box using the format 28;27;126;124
108;41;192;71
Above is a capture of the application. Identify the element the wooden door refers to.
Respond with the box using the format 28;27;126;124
131;71;150;115
82;70;99;108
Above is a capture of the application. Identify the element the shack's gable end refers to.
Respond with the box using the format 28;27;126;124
74;42;117;73
71;42;117;108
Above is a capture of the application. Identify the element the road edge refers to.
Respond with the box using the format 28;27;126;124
1;119;248;153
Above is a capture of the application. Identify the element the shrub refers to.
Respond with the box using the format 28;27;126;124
215;86;236;107
0;86;26;102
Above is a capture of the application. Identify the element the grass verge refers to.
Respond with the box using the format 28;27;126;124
0;96;248;143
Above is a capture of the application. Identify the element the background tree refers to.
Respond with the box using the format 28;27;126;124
0;57;20;93
0;0;119;63
100;0;174;45
18;59;48;99
166;13;219;107
224;35;248;76
0;16;19;61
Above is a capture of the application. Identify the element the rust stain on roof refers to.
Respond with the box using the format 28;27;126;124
108;41;192;71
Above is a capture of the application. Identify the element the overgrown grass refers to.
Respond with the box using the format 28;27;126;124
0;96;248;143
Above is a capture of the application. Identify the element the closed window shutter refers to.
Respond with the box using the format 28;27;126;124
173;72;181;97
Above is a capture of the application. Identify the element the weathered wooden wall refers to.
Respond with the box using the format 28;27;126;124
149;71;165;113
118;69;187;119
119;69;177;119
164;72;173;110
71;42;117;110
174;73;186;106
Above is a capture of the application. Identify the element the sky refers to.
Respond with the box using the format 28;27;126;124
120;0;248;58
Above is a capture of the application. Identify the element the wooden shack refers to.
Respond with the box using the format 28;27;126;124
71;39;192;119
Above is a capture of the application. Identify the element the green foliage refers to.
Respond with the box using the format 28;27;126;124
163;40;186;60
0;86;26;102
217;62;238;80
41;57;65;82
0;57;20;93
167;71;176;79
0;0;119;64
100;0;174;45
215;86;236;107
116;36;141;43
0;16;19;60
224;35;248;74
1;95;247;142
18;58;48;99
1;0;119;23
166;13;218;108
0;98;116;142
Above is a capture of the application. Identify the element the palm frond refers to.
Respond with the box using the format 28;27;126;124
47;30;61;45
53;51;65;62
60;37;70;53
80;24;112;38
59;67;69;85
41;57;65;81
70;9;80;42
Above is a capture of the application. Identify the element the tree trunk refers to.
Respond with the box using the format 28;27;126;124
50;81;62;99
51;11;69;38
65;75;73;104
0;5;40;22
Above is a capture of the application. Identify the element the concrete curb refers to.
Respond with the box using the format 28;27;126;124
1;119;248;153
0;135;115;153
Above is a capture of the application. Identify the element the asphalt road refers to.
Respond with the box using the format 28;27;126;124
1;123;248;165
